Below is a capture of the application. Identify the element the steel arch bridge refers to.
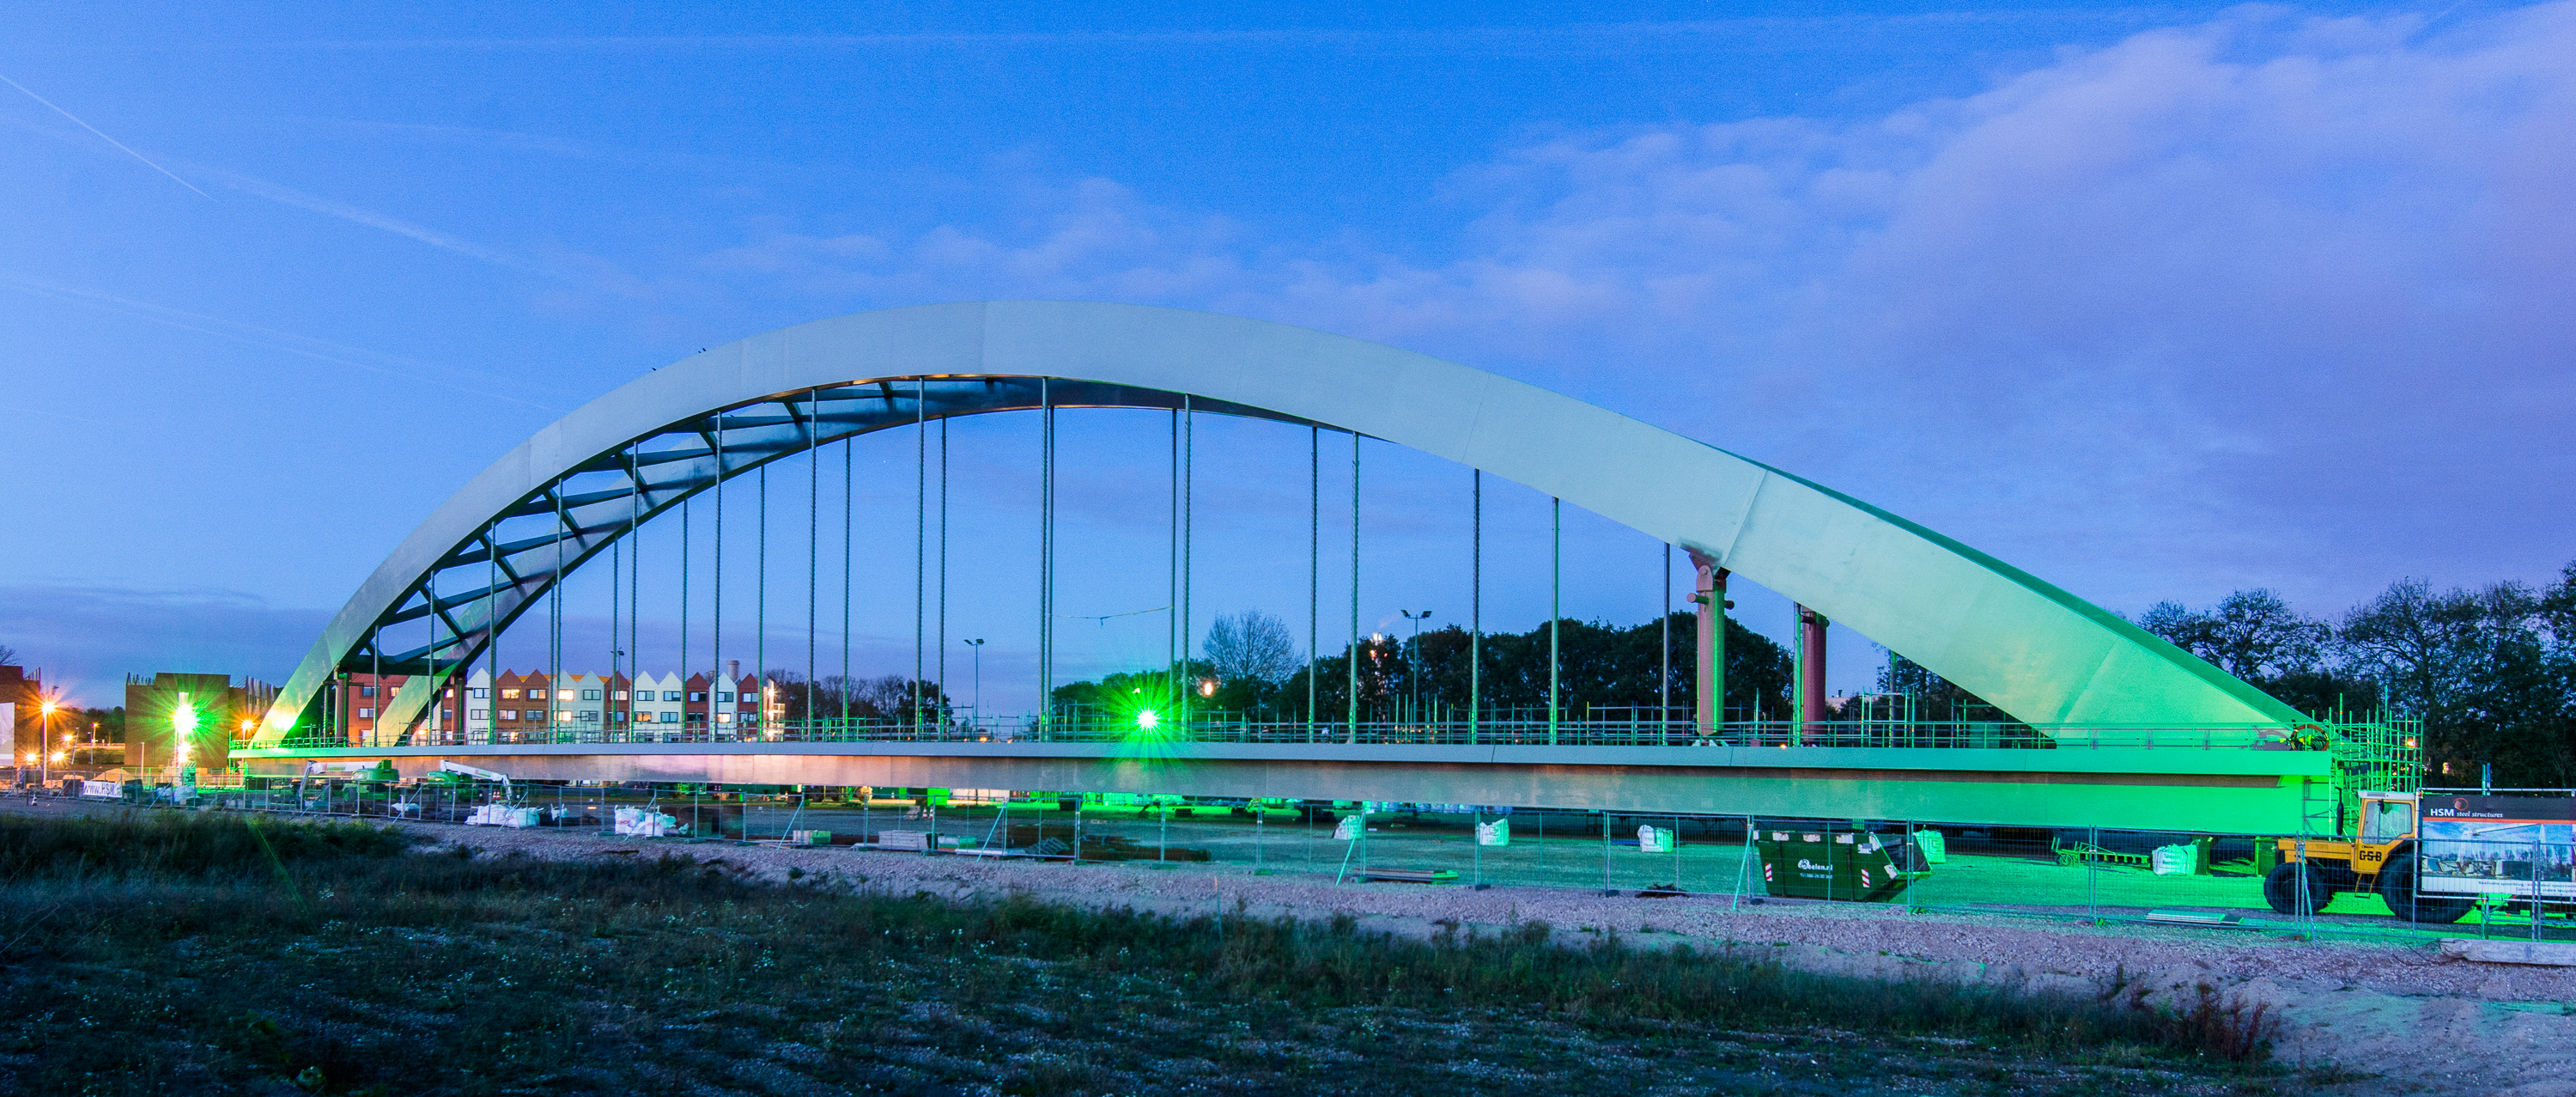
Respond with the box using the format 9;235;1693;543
241;301;2338;830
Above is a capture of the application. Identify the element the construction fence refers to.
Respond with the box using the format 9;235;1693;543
134;779;2573;948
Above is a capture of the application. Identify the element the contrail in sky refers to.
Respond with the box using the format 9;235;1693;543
0;272;556;411
208;168;535;271
0;72;212;198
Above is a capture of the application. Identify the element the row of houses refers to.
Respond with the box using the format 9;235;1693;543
325;660;787;742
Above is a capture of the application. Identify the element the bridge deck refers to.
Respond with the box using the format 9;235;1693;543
234;740;2330;833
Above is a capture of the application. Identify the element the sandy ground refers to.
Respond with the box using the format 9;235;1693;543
21;798;2576;1094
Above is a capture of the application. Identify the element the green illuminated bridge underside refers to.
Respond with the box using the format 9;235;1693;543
234;742;2329;833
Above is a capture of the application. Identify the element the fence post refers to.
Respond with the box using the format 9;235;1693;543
2087;826;2100;923
2534;838;2546;943
1600;810;1613;896
1670;813;1682;892
1732;815;1755;911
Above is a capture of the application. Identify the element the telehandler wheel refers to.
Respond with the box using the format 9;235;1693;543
2378;851;2474;924
2263;862;2333;916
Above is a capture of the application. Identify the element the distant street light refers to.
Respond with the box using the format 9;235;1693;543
37;699;56;787
961;639;986;728
1399;610;1433;723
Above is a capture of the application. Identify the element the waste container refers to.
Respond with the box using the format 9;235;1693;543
1755;829;1929;902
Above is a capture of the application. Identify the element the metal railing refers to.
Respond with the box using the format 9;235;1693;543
267;713;2380;753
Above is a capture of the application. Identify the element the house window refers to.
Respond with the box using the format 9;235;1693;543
471;688;489;699
685;712;708;723
609;710;626;723
580;710;599;722
556;710;573;722
664;691;683;702
501;689;521;700
611;691;628;701
499;710;518;721
359;686;376;698
557;689;575;701
471;710;489;720
689;692;708;703
716;712;732;724
356;707;375;718
659;711;679;723
581;689;601;701
717;692;734;702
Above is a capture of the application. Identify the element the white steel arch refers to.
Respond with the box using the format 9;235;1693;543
255;301;2301;747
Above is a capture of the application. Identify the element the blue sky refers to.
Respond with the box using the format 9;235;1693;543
3;2;2569;713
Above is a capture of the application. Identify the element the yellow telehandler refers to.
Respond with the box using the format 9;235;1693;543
2266;790;2475;923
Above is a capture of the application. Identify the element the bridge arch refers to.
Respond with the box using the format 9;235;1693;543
254;300;2299;747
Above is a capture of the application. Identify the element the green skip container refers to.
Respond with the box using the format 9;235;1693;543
1755;830;1930;902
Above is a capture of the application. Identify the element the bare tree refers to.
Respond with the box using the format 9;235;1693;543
0;643;16;667
2138;589;2329;682
1205;610;1299;684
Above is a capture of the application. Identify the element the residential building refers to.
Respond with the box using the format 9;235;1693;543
2;664;45;767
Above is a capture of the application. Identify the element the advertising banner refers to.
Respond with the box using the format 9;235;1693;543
2418;795;2576;899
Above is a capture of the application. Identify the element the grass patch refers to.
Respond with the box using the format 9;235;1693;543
0;811;2271;1095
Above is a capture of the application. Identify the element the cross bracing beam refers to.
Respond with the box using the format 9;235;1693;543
258;302;2307;748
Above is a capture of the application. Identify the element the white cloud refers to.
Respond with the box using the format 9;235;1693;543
567;2;2576;612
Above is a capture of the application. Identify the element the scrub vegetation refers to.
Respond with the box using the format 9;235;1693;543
0;812;2289;1095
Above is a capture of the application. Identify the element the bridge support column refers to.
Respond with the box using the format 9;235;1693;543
1689;552;1725;740
1798;606;1829;740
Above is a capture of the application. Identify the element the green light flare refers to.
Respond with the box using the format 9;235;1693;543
172;693;199;765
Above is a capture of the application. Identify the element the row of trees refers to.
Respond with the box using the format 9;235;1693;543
758;673;952;725
2129;564;2576;787
1053;609;1797;725
1046;559;2576;785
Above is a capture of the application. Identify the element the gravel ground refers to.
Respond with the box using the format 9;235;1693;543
18;798;2576;1094
348;811;2576;1096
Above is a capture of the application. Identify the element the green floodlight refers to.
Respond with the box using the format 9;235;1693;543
1135;709;1160;730
172;692;201;781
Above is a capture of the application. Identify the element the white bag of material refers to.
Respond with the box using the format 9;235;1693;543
617;808;676;838
464;804;496;826
505;807;540;828
1476;819;1510;847
2152;844;2197;876
1334;815;1362;842
1637;825;1674;854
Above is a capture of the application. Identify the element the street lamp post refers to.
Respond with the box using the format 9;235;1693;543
37;700;55;789
1399;610;1432;726
961;640;985;730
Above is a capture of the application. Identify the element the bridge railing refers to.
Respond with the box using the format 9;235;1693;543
270;716;2361;752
